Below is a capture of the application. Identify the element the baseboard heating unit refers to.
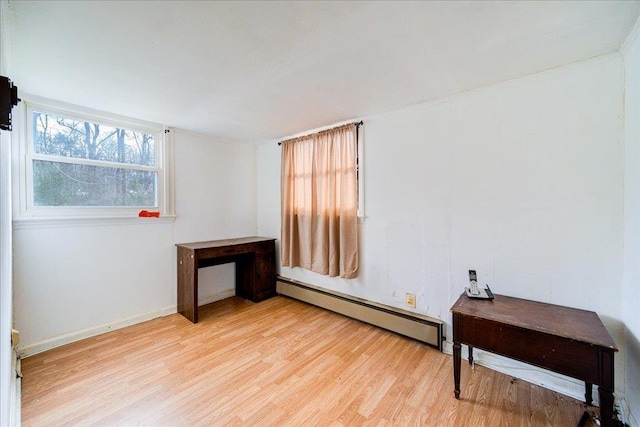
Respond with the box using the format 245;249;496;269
276;277;443;351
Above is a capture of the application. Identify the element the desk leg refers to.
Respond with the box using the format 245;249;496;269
584;382;593;406
468;346;474;366
453;342;461;399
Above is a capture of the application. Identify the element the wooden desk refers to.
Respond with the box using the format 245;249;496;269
176;237;276;323
451;294;618;427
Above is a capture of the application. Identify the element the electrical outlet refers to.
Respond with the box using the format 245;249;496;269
406;293;416;308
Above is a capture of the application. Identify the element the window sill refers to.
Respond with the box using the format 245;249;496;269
13;215;177;230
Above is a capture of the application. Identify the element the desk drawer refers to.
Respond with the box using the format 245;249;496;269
456;315;601;384
197;243;254;259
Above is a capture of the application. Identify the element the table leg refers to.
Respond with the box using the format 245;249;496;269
584;382;593;406
453;342;461;399
468;346;474;366
599;386;614;427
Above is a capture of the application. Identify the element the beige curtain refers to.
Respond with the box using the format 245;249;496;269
281;123;358;279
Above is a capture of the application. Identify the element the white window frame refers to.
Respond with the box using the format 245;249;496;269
14;96;174;225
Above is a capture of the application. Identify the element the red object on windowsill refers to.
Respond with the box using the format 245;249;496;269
138;210;160;218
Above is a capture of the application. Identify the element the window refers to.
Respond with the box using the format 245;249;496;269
17;99;173;221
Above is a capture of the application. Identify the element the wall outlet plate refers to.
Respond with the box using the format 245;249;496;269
406;293;416;308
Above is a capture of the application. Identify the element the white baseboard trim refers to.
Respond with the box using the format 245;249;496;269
18;305;177;358
442;341;630;422
10;349;20;427
619;397;635;427
198;289;235;307
12;376;20;427
17;289;238;359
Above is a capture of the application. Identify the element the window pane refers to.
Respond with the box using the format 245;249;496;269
33;160;157;207
32;111;156;166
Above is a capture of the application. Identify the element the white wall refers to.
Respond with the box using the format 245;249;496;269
173;129;257;304
257;54;626;397
623;20;640;426
0;100;13;427
13;129;257;355
0;1;16;424
13;221;176;353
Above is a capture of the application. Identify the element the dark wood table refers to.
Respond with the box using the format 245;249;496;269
451;293;618;427
176;237;276;323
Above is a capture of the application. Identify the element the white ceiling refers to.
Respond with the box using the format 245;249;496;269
5;1;640;143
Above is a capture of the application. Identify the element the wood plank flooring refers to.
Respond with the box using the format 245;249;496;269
21;296;596;426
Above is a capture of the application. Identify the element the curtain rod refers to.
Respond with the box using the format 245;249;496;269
278;121;363;146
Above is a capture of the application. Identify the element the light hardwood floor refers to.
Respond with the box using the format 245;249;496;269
21;296;596;426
